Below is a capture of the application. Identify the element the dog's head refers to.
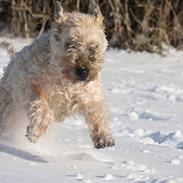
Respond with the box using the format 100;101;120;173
50;0;108;83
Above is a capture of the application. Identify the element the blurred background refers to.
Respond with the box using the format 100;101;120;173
0;0;183;53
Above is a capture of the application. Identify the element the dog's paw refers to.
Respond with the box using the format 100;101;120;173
94;136;115;149
25;125;39;143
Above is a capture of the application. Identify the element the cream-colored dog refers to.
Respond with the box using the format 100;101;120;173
0;1;115;149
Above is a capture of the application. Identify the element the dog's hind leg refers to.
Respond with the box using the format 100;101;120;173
0;87;14;137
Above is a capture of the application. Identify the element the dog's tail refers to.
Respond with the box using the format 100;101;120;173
0;41;16;56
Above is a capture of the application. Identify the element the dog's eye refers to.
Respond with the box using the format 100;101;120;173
64;41;77;53
88;44;99;53
88;43;98;61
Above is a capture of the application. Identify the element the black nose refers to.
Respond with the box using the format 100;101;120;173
75;66;89;81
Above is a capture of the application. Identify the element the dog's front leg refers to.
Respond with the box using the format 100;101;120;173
81;99;115;149
25;98;54;143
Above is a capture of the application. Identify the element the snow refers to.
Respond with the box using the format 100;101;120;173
0;37;183;183
76;172;84;181
104;174;113;181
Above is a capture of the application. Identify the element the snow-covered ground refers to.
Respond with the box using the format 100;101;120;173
0;37;183;183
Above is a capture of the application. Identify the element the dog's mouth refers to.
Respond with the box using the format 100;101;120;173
76;78;90;84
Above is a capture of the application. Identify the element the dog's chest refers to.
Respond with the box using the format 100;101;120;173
47;84;81;121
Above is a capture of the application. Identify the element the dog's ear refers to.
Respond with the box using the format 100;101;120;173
54;1;67;23
89;0;104;27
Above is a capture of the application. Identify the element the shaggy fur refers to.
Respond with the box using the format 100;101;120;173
0;41;16;56
0;1;115;149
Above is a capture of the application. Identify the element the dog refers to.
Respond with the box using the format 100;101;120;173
0;0;115;149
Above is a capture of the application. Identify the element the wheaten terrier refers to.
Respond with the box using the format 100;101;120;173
0;1;115;148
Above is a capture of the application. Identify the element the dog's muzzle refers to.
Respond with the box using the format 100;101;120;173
75;66;89;81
